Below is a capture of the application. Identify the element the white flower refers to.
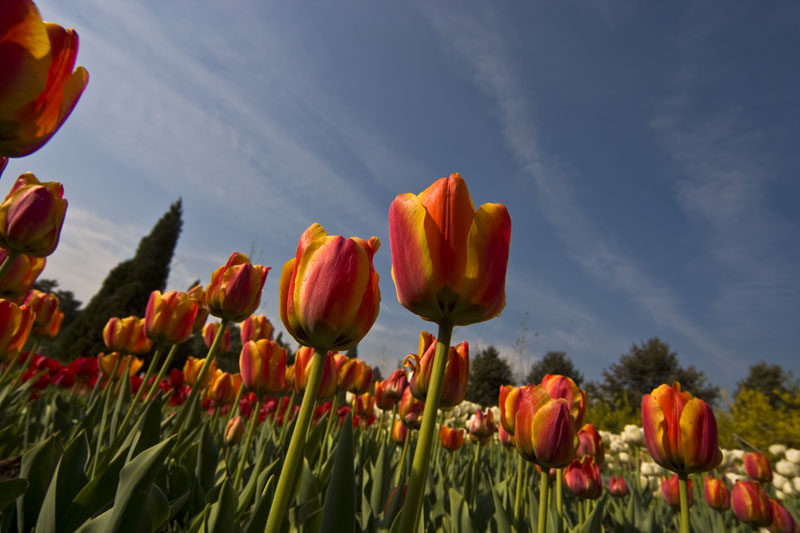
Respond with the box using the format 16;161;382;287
622;424;644;445
618;452;630;463
726;472;745;485
773;473;789;491
768;444;787;457
793;477;800;493
775;459;800;478
785;448;800;465
599;430;612;447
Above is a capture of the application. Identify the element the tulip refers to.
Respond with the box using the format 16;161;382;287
225;416;245;445
183;356;216;387
0;250;44;298
405;330;468;408
240;340;287;396
23;289;63;338
186;284;209;332
540;374;586;427
513;384;579;469
293;346;336;398
468;408;496;445
704;476;730;511
498;425;514;448
144;290;198;345
564;457;603;500
608;475;629;497
398;386;425;430
732;480;773;527
577;424;605;465
350;359;374;394
97;353;143;379
388;172;511;325
744;452;773;483
0;299;34;360
374;380;395;411
768;498;797;533
355;392;374;417
661;474;693;509
68;356;97;384
499;384;525;435
103;316;151;354
0;173;67;257
203;322;231;352
241;314;273;343
206;252;269;323
0;0;89;157
391;419;408;445
440;425;465;452
333;353;357;392
279;223;380;351
383;368;409;402
207;371;241;405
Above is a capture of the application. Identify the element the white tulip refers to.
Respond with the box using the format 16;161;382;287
776;460;800;477
768;444;787;457
785;448;800;464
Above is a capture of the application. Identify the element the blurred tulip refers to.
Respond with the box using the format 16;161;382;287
225;416;245;445
144;290;198;345
280;224;380;351
0;250;44;298
499;384;525;435
350;359;373;394
388;173;511;325
68;356;97;383
22;289;62;338
540;374;586;427
0;299;34;360
206;252;269;323
641;382;722;475
240;339;287;396
564;456;603;500
0;0;89;157
440;425;465;452
203;322;230;351
498;425;514;448
284;364;294;391
183;356;216;387
207;371;241;405
102;316;151;354
398;386;424;429
577;423;605;465
468;408;496;445
186;284;208;332
608;475;629;497
333;353;357;392
374;379;395;411
383;368;408;402
744;452;773;483
514;385;579;468
97;352;142;379
704;476;730;511
293;346;335;398
0;173;66;257
240;314;273;343
732;480;773;527
768;498;797;533
391;419;408;445
661;474;692;509
405;330;468;408
355;392;374;417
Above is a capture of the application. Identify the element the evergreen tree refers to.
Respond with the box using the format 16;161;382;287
736;361;798;408
526;351;584;386
466;346;515;407
56;200;183;359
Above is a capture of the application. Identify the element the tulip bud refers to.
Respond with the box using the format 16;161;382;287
0;299;34;360
240;314;273;343
293;346;336;398
540;374;586;427
405;331;468;408
499;384;525;435
22;289;63;338
0;250;44;298
240;340;287;396
183;356;216;387
0;173;67;257
732;480;773;527
391;419;408;445
186;284;209;332
661;474;692;509
374;380;395;411
514;385;579;468
744;452;773;483
398;386;424;429
333;353;357;392
498;425;514;448
225;416;246;445
68;356;98;383
144;290;198;345
97;352;143;379
577;424;605;465
355;392;374;417
768;498;797;533
350;359;373;395
440;425;465;452
383;368;408;402
468;408;496;445
206;252;269;323
704;476;730;511
641;382;722;475
207;371;241;405
564;457;603;500
103;316;151;354
608;475;629;497
388;173;511;325
203;322;231;351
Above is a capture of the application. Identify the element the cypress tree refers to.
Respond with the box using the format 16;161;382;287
57;200;183;359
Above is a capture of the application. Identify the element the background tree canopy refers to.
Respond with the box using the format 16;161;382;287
465;345;514;407
526;351;584;387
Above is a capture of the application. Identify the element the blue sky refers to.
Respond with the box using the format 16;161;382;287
9;1;799;392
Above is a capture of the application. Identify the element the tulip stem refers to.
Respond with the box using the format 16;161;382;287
277;390;296;448
678;473;690;533
266;347;325;533
143;343;178;406
0;251;19;283
91;357;121;478
223;375;246;430
395;427;411;486
555;468;563;533
538;469;550;533
397;319;453;532
470;442;482;506
234;395;261;490
316;394;339;471
514;453;525;526
385;404;397;447
117;346;162;437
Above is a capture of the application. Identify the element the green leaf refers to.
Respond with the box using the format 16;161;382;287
36;432;90;533
491;484;511;533
126;397;163;462
579;494;607;533
319;413;355;533
17;433;60;533
206;478;237;533
60;452;127;532
369;440;389;517
0;477;28;511
196;424;218;495
243;474;275;533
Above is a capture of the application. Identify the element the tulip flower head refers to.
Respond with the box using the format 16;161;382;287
206;252;269;323
97;352;143;379
144;290;198;345
183;356;216;387
468;408;496;445
333;353;357;392
513;384;579;468
391;419;408;445
240;314;273;343
540;374;586;427
564;457;603;500
405;330;468;408
732;480;773;527
349;359;374;395
661;474;692;509
768;498;797;533
103;316;151;355
355;392;374;417
499;384;525;435
440;425;465;452
186;284;208;332
398;386;425;429
203;322;231;352
0;0;89;157
641;382;722;475
0;173;67;257
293;346;336;398
388;173;511;325
608;475;629;497
280;223;380;351
240;339;287;397
23;289;63;338
577;424;605;465
0;299;34;360
383;368;409;402
498;425;514;448
704;476;730;511
0;250;44;298
744;452;772;483
374;379;395;411
225;416;245;445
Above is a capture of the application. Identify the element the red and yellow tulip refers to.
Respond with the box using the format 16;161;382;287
540;374;586;427
103;316;151;355
704;476;730;511
144;290;198;345
0;173;67;257
183;356;216;387
373;379;395;411
731;480;772;527
398;386;424;430
97;352;143;379
608;475;629;497
240;314;273;343
513;385;579;468
186;284;208;332
468;408;496;445
382;368;408;402
203;322;231;352
440;425;465;452
240;339;287;396
0;299;34;360
577;423;605;465
405;330;468;408
293;346;336;398
349;359;373;395
207;370;241;405
564;456;603;500
768;498;797;533
499;384;525;435
0;249;44;298
206;252;269;323
23;289;63;338
661;474;692;509
743;452;772;483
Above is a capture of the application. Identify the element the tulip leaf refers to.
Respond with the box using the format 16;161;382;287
319;413;355;533
448;487;475;533
17;433;60;533
126;397;164;461
206;477;237;533
0;477;28;512
236;435;276;516
491;484;511;533
60;451;127;532
369;440;389;515
35;432;89;533
579;494;607;533
196;424;218;495
244;474;275;533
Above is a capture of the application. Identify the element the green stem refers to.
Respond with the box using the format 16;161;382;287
91;357;121;477
143;343;178;405
514;453;525;526
316;394;339;471
385;404;397;447
538;469;550;533
234;395;262;490
394;427;410;486
578;497;584;525
397;319;453;532
117;346;162;437
265;347;326;533
376;409;385;444
277;390;296;448
471;442;482;506
556;468;563;533
223;376;246;429
678;473;690;533
0;251;19;283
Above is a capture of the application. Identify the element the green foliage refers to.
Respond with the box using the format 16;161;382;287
56;200;183;359
717;387;800;450
735;361;799;408
466;346;514;407
525;351;584;386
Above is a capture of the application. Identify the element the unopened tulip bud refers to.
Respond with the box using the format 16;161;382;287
768;498;797;533
608;475;629;497
374;379;395;411
184;356;216;387
293;346;335;398
333;353;357;392
355;392;374;417
349;359;373;395
0;250;44;298
206;252;269;323
0;173;67;257
203;322;231;351
240;314;273;343
514;385;579;468
661;474;692;509
540;374;586;427
577;424;605;465
398;386;424;429
732;480;773;527
0;299;34;360
383;368;408;402
704;476;730;511
240;340;287;396
103;316;151;354
144;290;198;345
207;371;241;405
405;331;468;408
225;416;245;445
744;452;773;483
565;457;603;500
440;425;465;452
391;419;408;445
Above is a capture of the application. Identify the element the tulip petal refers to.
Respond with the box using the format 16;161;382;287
0;0;50;113
531;399;578;468
680;397;722;473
